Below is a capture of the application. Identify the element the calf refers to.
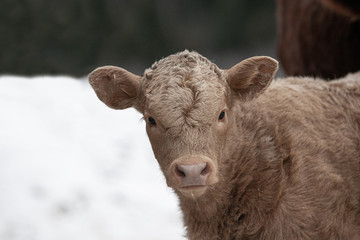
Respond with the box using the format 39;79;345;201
89;50;360;239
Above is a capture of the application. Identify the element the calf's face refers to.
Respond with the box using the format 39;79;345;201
89;51;278;198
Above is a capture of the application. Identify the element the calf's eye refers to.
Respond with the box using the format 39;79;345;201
218;111;225;120
148;117;157;126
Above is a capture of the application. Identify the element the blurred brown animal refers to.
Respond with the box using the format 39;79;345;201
277;0;360;79
89;50;360;239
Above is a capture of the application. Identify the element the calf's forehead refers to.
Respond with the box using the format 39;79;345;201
141;51;229;128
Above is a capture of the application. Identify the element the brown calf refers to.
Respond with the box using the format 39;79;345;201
89;50;360;239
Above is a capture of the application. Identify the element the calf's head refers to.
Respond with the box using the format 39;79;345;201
89;51;278;198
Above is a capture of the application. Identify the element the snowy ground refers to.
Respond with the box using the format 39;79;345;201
0;76;185;240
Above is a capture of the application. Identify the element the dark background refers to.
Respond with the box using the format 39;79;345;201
0;0;277;76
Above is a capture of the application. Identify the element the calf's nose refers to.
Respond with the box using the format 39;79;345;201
174;162;210;187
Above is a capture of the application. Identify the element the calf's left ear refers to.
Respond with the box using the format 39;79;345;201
225;56;278;100
88;66;141;110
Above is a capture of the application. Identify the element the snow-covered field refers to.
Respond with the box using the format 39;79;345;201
0;76;185;240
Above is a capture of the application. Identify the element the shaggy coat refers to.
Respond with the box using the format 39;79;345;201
277;0;360;79
89;50;360;240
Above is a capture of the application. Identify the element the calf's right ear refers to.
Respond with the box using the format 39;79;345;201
88;66;141;110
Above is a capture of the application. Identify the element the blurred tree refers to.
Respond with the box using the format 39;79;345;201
0;0;275;76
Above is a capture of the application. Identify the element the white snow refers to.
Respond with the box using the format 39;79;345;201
0;76;186;240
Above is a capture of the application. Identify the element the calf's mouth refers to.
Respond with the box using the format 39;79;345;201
178;185;208;198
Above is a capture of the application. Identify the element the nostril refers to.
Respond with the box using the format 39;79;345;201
175;165;186;178
201;163;210;176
